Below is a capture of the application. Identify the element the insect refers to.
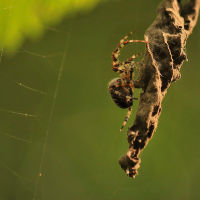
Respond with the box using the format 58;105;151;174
108;30;148;132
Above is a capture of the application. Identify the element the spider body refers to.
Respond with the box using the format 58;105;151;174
108;30;147;132
108;78;133;109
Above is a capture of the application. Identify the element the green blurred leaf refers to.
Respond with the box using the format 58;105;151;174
0;0;108;51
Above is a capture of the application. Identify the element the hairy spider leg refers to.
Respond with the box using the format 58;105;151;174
116;30;137;53
112;40;147;66
112;40;147;73
110;85;139;132
119;106;132;132
123;60;145;72
128;52;144;61
111;30;148;65
119;95;141;132
114;69;136;132
120;30;136;43
109;76;139;132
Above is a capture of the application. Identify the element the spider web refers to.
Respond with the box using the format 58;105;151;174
0;4;128;200
0;5;130;200
0;5;72;199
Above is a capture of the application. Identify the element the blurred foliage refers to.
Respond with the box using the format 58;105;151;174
0;0;108;51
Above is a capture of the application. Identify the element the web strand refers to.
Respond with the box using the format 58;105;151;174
107;177;127;200
0;160;34;194
32;26;72;200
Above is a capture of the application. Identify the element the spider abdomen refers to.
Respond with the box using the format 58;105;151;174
108;78;133;109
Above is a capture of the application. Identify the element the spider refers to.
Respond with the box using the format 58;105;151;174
108;30;148;132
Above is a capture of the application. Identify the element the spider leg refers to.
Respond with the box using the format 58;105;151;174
115;30;137;55
124;60;145;71
111;31;147;73
112;41;147;69
128;52;145;61
121;30;136;42
119;106;132;132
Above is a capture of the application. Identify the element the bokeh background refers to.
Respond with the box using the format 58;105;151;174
0;0;200;199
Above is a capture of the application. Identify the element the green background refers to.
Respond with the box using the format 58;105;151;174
0;0;200;199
